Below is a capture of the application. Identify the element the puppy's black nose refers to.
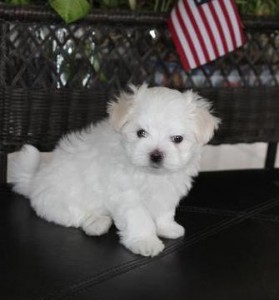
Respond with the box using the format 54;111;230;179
150;150;164;164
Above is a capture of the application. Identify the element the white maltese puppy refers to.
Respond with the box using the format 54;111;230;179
10;84;219;257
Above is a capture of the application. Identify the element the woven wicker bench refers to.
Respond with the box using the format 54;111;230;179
0;4;279;299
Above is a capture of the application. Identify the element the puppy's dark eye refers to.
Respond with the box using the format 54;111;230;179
137;129;147;138
171;135;183;144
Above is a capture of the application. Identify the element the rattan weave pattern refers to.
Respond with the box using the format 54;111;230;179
0;89;108;152
0;4;279;154
0;4;278;91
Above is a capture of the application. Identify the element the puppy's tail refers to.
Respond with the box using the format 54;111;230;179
9;145;40;198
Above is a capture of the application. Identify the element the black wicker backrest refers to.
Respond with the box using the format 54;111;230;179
0;4;279;155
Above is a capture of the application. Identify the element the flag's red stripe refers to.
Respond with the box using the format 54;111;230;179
175;6;200;68
219;0;237;49
196;2;219;58
168;17;191;71
182;0;211;63
230;0;246;44
208;1;229;54
168;0;245;71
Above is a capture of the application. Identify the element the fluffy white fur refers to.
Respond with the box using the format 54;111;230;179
10;84;219;257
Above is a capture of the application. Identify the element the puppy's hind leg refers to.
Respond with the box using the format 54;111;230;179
81;214;112;236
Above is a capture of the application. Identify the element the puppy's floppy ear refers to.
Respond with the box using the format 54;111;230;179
107;91;133;131
184;90;220;145
107;83;148;131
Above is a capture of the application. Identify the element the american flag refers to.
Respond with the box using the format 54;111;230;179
168;0;246;71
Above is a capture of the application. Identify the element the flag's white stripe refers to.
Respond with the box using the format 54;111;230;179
212;0;234;51
171;9;196;69
201;3;225;56
178;0;206;65
188;0;216;60
225;0;243;47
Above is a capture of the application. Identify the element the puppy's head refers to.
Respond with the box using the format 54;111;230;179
107;84;220;172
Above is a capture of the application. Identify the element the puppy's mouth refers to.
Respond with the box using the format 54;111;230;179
150;162;162;169
149;161;167;173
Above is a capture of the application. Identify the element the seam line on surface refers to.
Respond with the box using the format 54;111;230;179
178;205;279;223
45;195;279;300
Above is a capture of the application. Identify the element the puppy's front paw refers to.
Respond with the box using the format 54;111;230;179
82;216;112;236
157;222;185;239
122;236;164;257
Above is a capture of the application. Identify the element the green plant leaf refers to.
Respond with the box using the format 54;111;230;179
100;0;120;8
4;0;32;4
49;0;91;23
